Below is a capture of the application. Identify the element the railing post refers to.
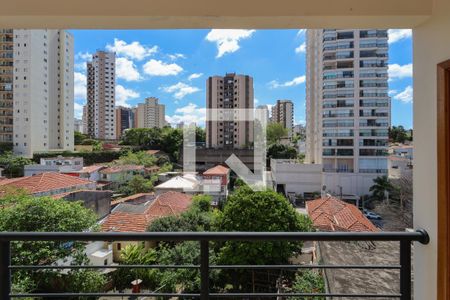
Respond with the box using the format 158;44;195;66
200;240;209;300
0;241;11;300
400;240;411;300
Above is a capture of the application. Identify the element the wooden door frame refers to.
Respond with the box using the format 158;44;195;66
437;59;450;300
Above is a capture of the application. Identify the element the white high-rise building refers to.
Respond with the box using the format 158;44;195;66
13;30;74;157
135;97;166;129
206;73;254;149
306;29;391;195
86;50;116;140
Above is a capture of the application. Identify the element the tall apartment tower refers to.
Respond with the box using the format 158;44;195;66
271;100;294;136
13;30;74;157
0;29;13;145
206;73;254;149
134;97;165;129
305;29;390;195
115;106;134;138
82;105;88;134
86;50;116;140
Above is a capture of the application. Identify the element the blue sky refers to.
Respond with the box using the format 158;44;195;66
71;29;413;129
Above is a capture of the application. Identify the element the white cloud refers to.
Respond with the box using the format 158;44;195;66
161;82;201;99
116;57;141;81
388;89;398;97
297;29;306;37
74;102;83;119
168;53;186;60
106;38;158;61
295;42;306;54
188;73;203;81
388;29;412;44
166;103;206;126
205;29;256;58
115;85;140;107
143;59;183;76
269;75;306;88
75;52;92;61
74;72;87;100
74;52;91;71
388;63;413;80
393;86;413;103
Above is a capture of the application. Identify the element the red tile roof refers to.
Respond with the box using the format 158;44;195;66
101;191;192;232
306;196;378;232
203;165;230;175
0;172;95;195
111;193;154;206
76;165;106;174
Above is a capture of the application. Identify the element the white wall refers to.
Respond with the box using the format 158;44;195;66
413;0;450;298
271;159;322;195
322;172;379;196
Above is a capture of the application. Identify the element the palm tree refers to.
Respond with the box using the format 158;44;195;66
369;176;393;202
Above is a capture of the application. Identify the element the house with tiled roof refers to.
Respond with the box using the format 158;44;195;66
100;191;192;261
0;172;96;197
99;165;146;183
202;165;230;204
306;195;378;232
24;156;84;177
68;165;106;181
154;174;200;194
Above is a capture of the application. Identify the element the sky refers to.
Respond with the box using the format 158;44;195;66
71;29;413;129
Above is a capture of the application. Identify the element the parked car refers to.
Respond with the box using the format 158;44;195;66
363;209;382;220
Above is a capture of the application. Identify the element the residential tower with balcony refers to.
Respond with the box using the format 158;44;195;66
306;29;390;195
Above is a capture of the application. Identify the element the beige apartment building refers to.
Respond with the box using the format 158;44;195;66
206;73;254;149
13;29;74;157
271;99;294;136
134;97;165;129
0;29;13;145
86;50;116;140
305;29;391;195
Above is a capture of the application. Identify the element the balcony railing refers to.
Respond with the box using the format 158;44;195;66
0;230;429;299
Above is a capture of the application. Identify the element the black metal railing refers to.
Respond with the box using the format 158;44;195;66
0;230;429;299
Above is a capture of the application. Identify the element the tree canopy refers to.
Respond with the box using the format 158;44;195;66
389;126;412;144
267;143;298;160
121;127;183;160
0;194;101;295
216;187;312;265
74;131;89;145
266;122;288;145
0;151;33;177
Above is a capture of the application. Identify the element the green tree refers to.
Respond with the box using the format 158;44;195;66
112;244;157;290
290;270;325;300
369;175;394;201
389;126;409;143
196;127;206;143
267;143;298;159
216;188;313;265
267;123;288;144
0;151;33;177
119;175;154;196
114;150;157;167
148;195;214;233
0;195;100;295
74;131;89;145
215;187;313;291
